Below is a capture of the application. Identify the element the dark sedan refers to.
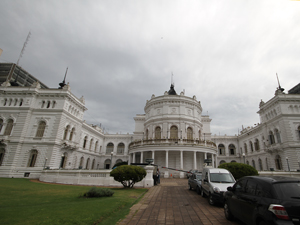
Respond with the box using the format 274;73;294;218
188;172;202;194
224;176;300;225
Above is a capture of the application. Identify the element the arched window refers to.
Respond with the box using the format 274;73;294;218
275;155;282;170
258;158;263;171
0;119;3;132
4;98;7;106
117;143;125;154
250;141;254;152
27;150;38;167
79;157;84;168
104;159;111;169
187;127;193;140
244;143;248;154
19;99;23;106
91;159;95;169
4;119;14;135
41;101;45;108
269;131;275;145
254;139;260;151
170;126;178;139
229;144;236;155
94;141;98;152
265;158;269;170
89;139;94;150
218;144;225;155
83;136;88;149
0;148;5;166
106;143;114;154
14;99;18;106
69;127;75;141
86;158;90;169
63;125;70;140
246;160;249;165
252;160;256;169
275;129;281;143
155;126;161;139
219;160;226;165
46;101;50;108
52;101;56;108
36;121;46;137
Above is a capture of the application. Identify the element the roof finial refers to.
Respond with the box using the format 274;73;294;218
59;67;68;89
171;72;174;86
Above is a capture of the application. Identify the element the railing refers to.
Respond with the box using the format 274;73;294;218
129;138;216;149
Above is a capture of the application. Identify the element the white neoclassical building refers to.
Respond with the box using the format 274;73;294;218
0;63;299;179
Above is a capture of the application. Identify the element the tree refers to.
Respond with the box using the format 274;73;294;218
218;162;258;180
110;165;147;188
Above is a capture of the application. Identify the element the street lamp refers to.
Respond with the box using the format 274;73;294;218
110;152;113;169
242;153;245;164
286;157;290;172
43;157;48;169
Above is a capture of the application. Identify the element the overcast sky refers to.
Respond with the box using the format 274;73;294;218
1;0;300;136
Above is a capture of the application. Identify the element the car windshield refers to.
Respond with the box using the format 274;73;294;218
210;173;235;183
273;182;300;199
196;174;202;180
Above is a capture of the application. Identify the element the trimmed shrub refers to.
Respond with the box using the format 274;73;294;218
110;165;146;188
83;187;114;198
218;162;259;180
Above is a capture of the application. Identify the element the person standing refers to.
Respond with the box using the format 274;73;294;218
157;168;160;184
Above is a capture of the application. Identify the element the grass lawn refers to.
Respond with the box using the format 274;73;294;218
0;178;148;225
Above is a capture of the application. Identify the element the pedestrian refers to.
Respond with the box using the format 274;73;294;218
157;168;160;184
153;167;157;185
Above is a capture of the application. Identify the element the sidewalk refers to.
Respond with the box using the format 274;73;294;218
117;178;242;225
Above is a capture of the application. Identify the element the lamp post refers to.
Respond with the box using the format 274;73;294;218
43;157;48;169
286;157;290;172
110;152;113;169
242;153;245;164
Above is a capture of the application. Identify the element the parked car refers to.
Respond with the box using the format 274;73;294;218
188;172;202;194
201;167;235;205
186;169;198;179
224;176;300;225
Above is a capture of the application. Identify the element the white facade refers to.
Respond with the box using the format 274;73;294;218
0;71;299;179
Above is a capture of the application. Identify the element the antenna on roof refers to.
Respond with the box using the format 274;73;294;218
276;73;284;92
10;31;31;86
59;67;68;89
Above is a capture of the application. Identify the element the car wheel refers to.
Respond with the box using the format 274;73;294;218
196;186;201;195
189;184;192;190
201;188;206;197
224;203;234;220
208;193;215;205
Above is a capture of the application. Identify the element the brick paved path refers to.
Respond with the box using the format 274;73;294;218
118;178;243;225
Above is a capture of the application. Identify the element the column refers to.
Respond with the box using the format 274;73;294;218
128;153;131;165
204;152;207;160
194;151;197;170
180;151;183;170
180;150;184;178
133;153;136;163
152;151;155;164
140;152;144;163
212;154;215;168
164;150;169;178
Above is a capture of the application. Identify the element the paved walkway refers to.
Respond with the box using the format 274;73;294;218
117;178;242;225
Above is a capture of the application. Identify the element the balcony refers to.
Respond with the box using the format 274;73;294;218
129;138;216;150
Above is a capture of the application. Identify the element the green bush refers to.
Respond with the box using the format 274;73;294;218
82;187;114;198
110;165;146;188
218;162;259;180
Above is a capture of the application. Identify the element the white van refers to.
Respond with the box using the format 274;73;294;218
201;167;235;205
